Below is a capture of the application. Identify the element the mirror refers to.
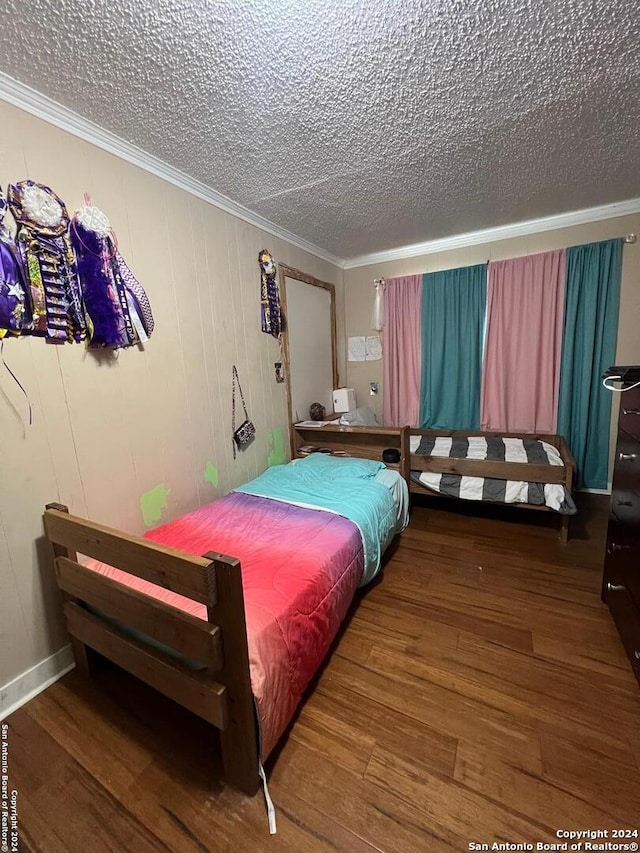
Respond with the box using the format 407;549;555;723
279;265;338;431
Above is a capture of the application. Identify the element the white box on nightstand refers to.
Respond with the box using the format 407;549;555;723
332;388;356;413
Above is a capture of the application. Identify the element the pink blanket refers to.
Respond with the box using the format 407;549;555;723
84;492;363;759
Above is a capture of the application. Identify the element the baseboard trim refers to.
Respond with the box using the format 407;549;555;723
0;645;75;721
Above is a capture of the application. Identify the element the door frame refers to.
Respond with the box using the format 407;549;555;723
278;265;338;450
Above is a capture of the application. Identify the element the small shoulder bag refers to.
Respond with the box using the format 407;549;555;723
232;365;256;458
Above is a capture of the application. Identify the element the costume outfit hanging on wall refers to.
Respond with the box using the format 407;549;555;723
0;186;31;337
70;200;154;349
258;249;282;339
7;181;87;342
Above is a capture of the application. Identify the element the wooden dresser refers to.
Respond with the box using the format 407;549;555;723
602;385;640;685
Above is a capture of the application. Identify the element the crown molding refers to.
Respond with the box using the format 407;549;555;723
3;73;638;273
0;72;345;269
343;198;640;269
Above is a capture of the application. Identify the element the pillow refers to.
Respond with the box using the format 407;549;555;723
293;453;384;479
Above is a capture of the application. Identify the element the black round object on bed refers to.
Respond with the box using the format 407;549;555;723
382;448;401;464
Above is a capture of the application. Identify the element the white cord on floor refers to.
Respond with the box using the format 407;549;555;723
258;762;277;835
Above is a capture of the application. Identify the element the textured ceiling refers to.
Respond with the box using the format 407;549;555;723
2;0;639;260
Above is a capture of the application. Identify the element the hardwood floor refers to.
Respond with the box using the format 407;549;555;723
6;495;640;851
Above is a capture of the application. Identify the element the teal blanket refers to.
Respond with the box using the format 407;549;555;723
235;457;397;585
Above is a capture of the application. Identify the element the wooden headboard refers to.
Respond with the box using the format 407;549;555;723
291;423;409;481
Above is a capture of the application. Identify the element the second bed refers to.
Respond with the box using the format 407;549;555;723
409;428;576;541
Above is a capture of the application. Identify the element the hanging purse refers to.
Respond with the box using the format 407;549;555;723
232;364;256;457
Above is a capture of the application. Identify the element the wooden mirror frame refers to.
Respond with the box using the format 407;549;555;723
278;265;339;447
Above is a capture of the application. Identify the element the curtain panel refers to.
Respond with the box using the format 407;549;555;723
557;239;623;490
382;275;422;427
481;250;566;433
419;264;487;429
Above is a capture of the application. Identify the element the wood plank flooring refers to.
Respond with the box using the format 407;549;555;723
6;494;640;851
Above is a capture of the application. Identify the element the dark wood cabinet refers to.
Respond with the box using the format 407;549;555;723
602;385;640;685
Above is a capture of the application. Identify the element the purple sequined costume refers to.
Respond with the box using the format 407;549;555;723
0;186;31;335
70;220;154;349
7;181;87;342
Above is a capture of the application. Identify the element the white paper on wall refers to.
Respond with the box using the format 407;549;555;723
365;335;382;360
348;336;366;361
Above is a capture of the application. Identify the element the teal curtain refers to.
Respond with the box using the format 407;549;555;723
420;264;487;429
557;239;623;489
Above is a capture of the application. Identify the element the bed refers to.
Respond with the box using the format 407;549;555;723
43;450;408;796
408;429;576;542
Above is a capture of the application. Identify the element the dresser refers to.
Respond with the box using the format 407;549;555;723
602;384;640;685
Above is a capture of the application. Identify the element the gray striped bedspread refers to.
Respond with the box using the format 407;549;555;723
410;435;577;515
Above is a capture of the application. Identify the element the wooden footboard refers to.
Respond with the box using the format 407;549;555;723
43;503;259;796
408;430;577;542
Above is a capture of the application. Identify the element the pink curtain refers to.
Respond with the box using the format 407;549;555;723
481;250;566;433
383;275;422;427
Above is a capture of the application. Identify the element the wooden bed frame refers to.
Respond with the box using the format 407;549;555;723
43;429;411;797
408;429;576;543
43;503;260;796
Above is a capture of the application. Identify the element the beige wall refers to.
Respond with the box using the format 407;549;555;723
345;215;640;423
0;99;344;689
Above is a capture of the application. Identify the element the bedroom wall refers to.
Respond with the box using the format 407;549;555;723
0;99;345;704
344;213;640;432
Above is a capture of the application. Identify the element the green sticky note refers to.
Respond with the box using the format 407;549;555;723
268;428;286;467
140;484;170;527
204;461;219;487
